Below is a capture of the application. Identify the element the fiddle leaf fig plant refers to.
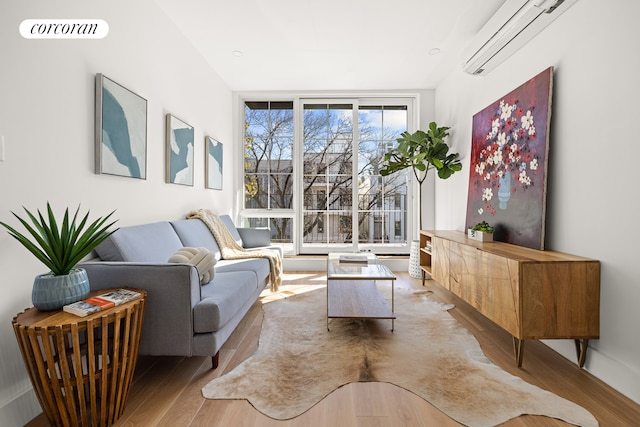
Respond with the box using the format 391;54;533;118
0;203;118;276
380;122;462;229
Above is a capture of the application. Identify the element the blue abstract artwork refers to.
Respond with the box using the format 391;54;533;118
166;114;194;186
95;74;147;178
206;137;223;190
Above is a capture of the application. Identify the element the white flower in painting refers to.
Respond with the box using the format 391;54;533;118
492;149;503;164
501;103;512;121
530;158;538;170
497;132;507;147
475;162;485;176
528;125;536;136
522;111;534;129
492;118;500;135
478;208;484;215
482;187;493;201
519;170;531;186
485;172;491;181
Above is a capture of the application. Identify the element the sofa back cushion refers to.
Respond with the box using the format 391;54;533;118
219;215;244;247
95;221;184;262
170;219;222;260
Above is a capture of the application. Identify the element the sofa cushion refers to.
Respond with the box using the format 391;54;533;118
171;219;222;260
237;227;270;248
194;271;258;333
215;257;270;282
95;222;183;263
219;215;243;247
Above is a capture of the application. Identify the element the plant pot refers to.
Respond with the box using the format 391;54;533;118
32;268;90;311
468;229;493;242
408;240;422;279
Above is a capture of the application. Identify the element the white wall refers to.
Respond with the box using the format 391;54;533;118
434;0;640;404
0;1;234;425
3;0;639;423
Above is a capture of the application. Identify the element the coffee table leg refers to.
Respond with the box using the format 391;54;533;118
391;278;395;332
327;280;330;331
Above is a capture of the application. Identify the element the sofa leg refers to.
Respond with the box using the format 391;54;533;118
212;352;219;369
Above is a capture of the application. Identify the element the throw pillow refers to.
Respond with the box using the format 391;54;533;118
168;247;216;285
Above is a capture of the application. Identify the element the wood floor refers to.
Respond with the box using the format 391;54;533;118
27;272;640;426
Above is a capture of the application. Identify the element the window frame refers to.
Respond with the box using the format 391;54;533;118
236;93;419;256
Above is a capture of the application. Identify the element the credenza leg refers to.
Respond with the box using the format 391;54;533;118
574;339;589;368
512;337;589;368
513;337;525;368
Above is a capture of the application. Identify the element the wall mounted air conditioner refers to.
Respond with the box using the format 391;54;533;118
462;0;579;75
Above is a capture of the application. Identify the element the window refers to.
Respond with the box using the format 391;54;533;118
302;102;354;249
243;101;294;210
242;97;414;255
356;104;409;249
243;101;294;252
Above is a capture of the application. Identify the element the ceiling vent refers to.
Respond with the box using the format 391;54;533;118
462;0;579;75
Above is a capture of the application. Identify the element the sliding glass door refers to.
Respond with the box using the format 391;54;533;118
299;99;411;254
300;102;355;252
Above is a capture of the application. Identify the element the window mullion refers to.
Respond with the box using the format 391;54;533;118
351;100;360;252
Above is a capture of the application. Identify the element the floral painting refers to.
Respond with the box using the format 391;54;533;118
465;67;553;250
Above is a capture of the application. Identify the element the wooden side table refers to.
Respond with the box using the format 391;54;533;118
12;288;146;427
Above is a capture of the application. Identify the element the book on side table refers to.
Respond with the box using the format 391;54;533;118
63;288;142;317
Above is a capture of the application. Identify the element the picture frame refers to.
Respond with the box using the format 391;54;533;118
166;114;194;186
205;136;223;190
95;73;147;179
465;67;553;250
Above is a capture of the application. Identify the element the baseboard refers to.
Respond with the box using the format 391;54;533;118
542;339;640;405
0;386;41;427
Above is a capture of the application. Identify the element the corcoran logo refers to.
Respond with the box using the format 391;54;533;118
19;19;109;39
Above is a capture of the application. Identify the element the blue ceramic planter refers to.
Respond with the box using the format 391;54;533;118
32;268;90;311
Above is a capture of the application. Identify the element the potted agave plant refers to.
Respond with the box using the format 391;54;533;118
0;203;117;311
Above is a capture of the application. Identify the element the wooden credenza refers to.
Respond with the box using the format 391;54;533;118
419;230;600;367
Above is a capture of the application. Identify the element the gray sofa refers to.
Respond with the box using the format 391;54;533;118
80;215;281;369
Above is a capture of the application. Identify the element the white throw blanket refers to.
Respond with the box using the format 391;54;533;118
188;209;281;292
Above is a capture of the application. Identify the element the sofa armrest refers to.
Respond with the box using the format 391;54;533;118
79;261;201;356
237;227;271;248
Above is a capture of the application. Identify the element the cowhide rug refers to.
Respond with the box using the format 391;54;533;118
202;286;598;427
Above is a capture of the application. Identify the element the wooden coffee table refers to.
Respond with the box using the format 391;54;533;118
326;253;396;331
